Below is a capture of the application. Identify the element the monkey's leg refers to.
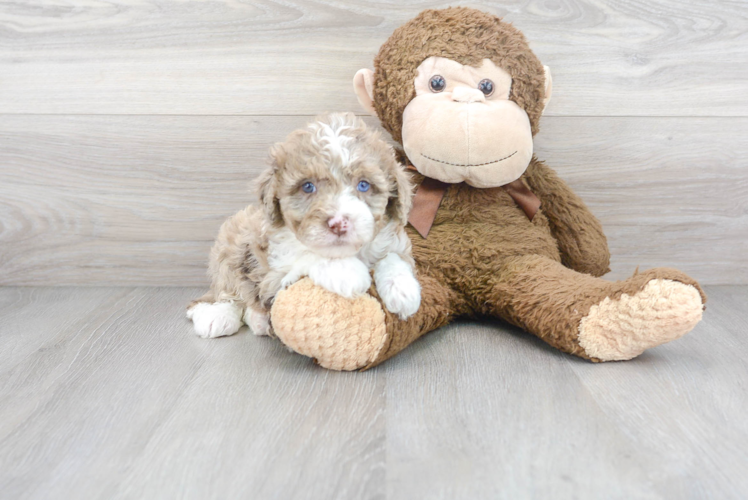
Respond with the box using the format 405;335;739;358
271;271;464;371
486;255;706;361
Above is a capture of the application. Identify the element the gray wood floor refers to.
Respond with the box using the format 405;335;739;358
1;286;746;499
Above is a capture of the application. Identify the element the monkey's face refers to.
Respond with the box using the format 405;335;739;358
401;57;534;188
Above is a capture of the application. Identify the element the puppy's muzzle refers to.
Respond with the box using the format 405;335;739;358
327;215;350;237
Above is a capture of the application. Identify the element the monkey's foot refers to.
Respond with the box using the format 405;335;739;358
578;278;704;361
270;278;388;371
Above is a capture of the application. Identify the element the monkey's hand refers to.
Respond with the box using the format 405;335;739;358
523;159;611;277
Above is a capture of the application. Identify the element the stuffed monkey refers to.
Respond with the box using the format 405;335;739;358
269;7;706;370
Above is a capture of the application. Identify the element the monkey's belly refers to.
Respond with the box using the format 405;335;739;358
407;207;562;287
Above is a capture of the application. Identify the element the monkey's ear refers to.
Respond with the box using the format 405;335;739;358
353;69;377;115
542;65;553;114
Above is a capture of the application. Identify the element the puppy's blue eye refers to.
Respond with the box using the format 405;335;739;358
357;180;370;192
302;182;316;194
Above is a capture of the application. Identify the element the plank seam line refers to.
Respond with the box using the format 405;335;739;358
0;114;746;119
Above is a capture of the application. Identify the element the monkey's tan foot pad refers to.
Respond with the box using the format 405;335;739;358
271;278;387;371
578;279;704;361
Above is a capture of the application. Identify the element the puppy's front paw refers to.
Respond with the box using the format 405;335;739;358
243;307;271;336
187;302;243;338
376;272;421;320
280;273;300;290
308;257;372;298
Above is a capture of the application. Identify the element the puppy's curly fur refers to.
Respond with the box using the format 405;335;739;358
187;113;420;339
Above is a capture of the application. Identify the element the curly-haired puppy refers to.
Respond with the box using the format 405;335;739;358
187;112;421;339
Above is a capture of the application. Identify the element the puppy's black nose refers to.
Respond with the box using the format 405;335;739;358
328;216;349;236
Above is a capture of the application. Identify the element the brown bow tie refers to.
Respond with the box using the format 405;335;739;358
407;175;541;238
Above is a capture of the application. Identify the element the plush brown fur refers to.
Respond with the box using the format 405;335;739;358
359;161;705;367
373;7;547;142
269;7;706;370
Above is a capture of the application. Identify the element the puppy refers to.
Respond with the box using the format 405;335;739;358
187;112;421;339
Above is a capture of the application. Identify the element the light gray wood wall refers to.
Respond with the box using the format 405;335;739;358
1;1;746;285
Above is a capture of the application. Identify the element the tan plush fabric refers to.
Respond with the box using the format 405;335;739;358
271;278;387;371
578;279;704;361
401;57;534;188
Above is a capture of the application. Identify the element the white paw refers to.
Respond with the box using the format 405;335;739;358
377;272;421;319
187;302;243;338
374;253;421;319
280;271;301;290
308;257;372;298
243;307;271;336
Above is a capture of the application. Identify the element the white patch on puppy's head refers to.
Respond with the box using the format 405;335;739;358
258;112;413;258
312;116;355;169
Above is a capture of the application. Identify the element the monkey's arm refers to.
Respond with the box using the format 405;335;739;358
523;158;611;277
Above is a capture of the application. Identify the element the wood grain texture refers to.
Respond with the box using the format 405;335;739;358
534;116;748;284
383;285;748;500
1;115;745;286
564;286;748;499
0;287;385;500
0;285;745;499
0;0;746;116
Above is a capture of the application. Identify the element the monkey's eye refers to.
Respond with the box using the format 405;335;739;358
301;181;316;194
478;79;494;97
429;75;446;93
357;180;370;192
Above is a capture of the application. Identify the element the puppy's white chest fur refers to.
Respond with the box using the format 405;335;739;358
268;227;372;298
267;222;417;306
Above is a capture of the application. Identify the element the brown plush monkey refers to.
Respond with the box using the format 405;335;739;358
270;7;706;370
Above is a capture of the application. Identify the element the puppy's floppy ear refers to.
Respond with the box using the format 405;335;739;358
257;144;284;227
385;155;414;226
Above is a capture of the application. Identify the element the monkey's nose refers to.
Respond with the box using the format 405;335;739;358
327;216;349;236
452;86;485;103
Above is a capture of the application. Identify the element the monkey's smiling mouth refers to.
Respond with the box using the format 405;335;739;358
420;151;517;167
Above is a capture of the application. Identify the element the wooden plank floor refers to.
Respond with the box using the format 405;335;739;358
1;286;746;499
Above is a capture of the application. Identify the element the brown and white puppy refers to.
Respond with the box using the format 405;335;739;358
187;112;420;339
